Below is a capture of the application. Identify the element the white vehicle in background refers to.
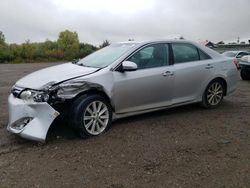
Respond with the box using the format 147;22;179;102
222;51;250;69
7;40;238;142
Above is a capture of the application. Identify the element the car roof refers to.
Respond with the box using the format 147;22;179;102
118;39;196;45
224;50;249;53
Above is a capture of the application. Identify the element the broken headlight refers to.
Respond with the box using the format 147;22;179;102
19;90;49;102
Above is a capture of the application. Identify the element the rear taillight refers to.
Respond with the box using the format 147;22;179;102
233;59;239;68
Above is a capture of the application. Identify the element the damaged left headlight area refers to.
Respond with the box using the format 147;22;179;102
11;80;93;110
11;84;54;103
11;80;93;107
19;89;50;102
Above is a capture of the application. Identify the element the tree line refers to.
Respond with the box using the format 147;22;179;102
0;30;110;64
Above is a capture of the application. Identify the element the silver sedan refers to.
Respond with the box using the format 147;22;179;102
7;40;238;142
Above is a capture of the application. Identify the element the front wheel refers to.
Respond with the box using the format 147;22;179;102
70;95;112;138
201;80;225;109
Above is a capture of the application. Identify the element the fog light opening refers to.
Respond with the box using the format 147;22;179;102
11;117;33;130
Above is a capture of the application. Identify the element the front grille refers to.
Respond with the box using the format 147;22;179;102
11;86;23;98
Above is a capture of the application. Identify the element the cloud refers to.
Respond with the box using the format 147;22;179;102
0;0;249;45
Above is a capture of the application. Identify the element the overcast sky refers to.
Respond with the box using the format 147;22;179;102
0;0;249;45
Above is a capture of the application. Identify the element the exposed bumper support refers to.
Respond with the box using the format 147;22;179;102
7;94;60;142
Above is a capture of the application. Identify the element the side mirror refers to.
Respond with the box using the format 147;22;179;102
122;61;138;71
72;58;80;64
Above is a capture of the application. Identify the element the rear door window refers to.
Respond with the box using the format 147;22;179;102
172;43;199;63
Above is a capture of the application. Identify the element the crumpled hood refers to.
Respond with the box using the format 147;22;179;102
16;63;99;89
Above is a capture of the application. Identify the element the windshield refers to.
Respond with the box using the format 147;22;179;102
77;43;136;68
222;51;237;58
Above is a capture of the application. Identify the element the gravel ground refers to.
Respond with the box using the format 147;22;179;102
0;63;250;188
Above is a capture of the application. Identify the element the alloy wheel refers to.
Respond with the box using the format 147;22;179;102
83;101;109;135
207;82;223;106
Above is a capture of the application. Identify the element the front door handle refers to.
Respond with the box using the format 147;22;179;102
205;64;214;69
162;71;174;77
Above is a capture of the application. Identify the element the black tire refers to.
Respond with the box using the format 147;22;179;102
70;94;112;138
241;69;250;80
201;80;225;109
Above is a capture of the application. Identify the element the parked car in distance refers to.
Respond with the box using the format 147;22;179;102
7;40;238;142
239;55;250;80
222;51;250;69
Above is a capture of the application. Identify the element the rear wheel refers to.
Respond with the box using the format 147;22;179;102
202;80;225;109
70;95;112;138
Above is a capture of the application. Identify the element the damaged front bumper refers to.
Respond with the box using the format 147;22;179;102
7;94;60;142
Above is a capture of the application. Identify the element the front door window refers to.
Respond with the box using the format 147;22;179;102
128;44;169;69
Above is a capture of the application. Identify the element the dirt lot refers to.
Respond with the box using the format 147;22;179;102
0;63;250;188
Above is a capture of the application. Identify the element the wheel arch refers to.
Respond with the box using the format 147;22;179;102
70;88;114;111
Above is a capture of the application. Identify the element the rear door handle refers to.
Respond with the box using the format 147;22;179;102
162;71;174;77
205;64;214;69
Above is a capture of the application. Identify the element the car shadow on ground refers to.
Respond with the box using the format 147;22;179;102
46;103;203;142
